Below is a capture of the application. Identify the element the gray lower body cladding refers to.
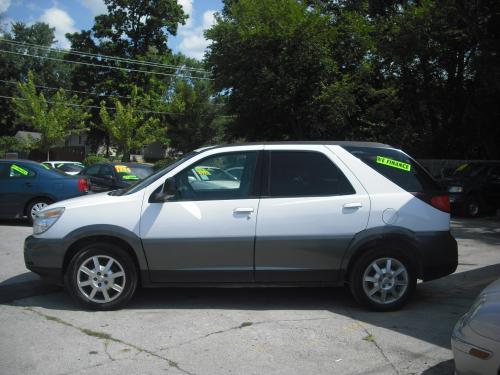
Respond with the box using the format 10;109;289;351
24;230;457;286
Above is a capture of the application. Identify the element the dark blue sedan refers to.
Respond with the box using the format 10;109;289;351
0;159;89;223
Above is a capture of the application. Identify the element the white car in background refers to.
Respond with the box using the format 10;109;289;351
43;161;85;175
452;278;500;375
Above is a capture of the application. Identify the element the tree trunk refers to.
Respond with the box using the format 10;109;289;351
46;149;50;161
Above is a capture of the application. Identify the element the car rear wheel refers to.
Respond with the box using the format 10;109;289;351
463;196;481;218
27;198;52;224
349;248;416;311
65;242;138;310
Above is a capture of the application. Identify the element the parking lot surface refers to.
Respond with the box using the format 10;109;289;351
0;217;499;375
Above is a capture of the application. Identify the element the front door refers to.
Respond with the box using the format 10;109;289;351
255;146;370;282
140;149;262;282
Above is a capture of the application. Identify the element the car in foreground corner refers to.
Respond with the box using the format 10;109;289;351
452;278;500;375
0;159;90;223
24;142;457;311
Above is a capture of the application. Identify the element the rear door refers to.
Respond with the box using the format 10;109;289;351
254;145;370;282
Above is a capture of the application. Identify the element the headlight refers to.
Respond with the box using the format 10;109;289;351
33;207;65;235
448;186;463;193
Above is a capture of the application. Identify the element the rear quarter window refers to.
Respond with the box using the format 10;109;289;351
343;146;440;193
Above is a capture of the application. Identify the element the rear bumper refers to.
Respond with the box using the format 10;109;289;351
24;235;65;284
416;231;458;281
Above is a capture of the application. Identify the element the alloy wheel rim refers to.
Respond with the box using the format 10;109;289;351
77;255;126;304
468;202;479;216
30;202;48;219
362;257;408;305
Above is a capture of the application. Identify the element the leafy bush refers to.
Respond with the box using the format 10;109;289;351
153;157;178;171
84;154;109;166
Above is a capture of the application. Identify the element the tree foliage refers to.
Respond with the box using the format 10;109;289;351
13;72;90;160
207;0;500;158
99;86;166;161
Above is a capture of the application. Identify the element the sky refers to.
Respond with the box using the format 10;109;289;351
0;0;223;59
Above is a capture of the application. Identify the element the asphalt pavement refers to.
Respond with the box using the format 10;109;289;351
0;217;499;375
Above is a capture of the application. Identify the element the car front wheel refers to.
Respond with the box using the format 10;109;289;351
65;242;138;310
349;248;416;311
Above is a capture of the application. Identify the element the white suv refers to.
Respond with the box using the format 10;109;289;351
24;142;458;311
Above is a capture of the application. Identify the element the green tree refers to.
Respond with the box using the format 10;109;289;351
99;86;167;162
0;22;72;136
12;72;91;160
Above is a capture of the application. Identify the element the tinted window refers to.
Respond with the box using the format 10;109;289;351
8;163;36;178
85;165;101;176
268;151;355;197
100;165;114;177
343;146;440;192
173;152;258;201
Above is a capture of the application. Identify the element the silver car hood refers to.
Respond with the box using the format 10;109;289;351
469;279;500;342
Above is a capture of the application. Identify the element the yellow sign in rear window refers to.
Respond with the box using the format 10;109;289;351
376;156;411;172
115;165;131;174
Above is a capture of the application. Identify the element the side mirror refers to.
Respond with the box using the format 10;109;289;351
154;177;176;202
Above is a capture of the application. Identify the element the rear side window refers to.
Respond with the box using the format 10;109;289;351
343;146;440;193
8;163;36;178
85;165;101;176
268;151;355;197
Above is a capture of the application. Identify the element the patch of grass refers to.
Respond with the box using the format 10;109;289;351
363;334;376;342
239;321;253;328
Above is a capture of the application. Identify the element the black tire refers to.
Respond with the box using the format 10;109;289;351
349;247;417;312
26;198;53;224
462;195;481;218
65;242;138;310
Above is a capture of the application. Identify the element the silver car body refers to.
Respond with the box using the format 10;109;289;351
452;278;500;375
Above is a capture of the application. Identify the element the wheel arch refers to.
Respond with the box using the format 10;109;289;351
342;227;423;283
62;225;150;285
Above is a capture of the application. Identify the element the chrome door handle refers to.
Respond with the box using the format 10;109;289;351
343;202;363;209
233;207;254;214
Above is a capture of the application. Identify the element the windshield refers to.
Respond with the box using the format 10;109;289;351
453;163;487;178
116;152;199;195
56;163;84;173
114;165;153;181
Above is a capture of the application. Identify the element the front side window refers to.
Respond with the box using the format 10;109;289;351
9;163;35;178
268;151;355;197
172;151;258;201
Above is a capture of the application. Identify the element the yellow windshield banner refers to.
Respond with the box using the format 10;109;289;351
11;164;29;175
376;156;411;172
195;167;211;176
115;165;131;173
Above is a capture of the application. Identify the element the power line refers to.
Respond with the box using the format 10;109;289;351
0;49;214;81
0;94;233;118
0;38;209;74
0;78;169;104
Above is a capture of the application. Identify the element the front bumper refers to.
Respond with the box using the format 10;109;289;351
415;231;458;281
452;329;499;375
24;235;66;284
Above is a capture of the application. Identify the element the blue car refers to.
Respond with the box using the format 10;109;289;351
0;159;89;223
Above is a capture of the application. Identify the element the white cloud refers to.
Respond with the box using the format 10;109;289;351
80;0;107;16
39;7;77;48
178;0;193;27
178;9;217;60
0;0;11;14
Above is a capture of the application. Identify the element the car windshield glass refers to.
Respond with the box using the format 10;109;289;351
113;165;153;181
56;163;84;173
117;152;199;195
453;164;487;178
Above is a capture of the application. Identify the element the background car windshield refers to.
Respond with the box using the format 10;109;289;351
56;163;84;173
